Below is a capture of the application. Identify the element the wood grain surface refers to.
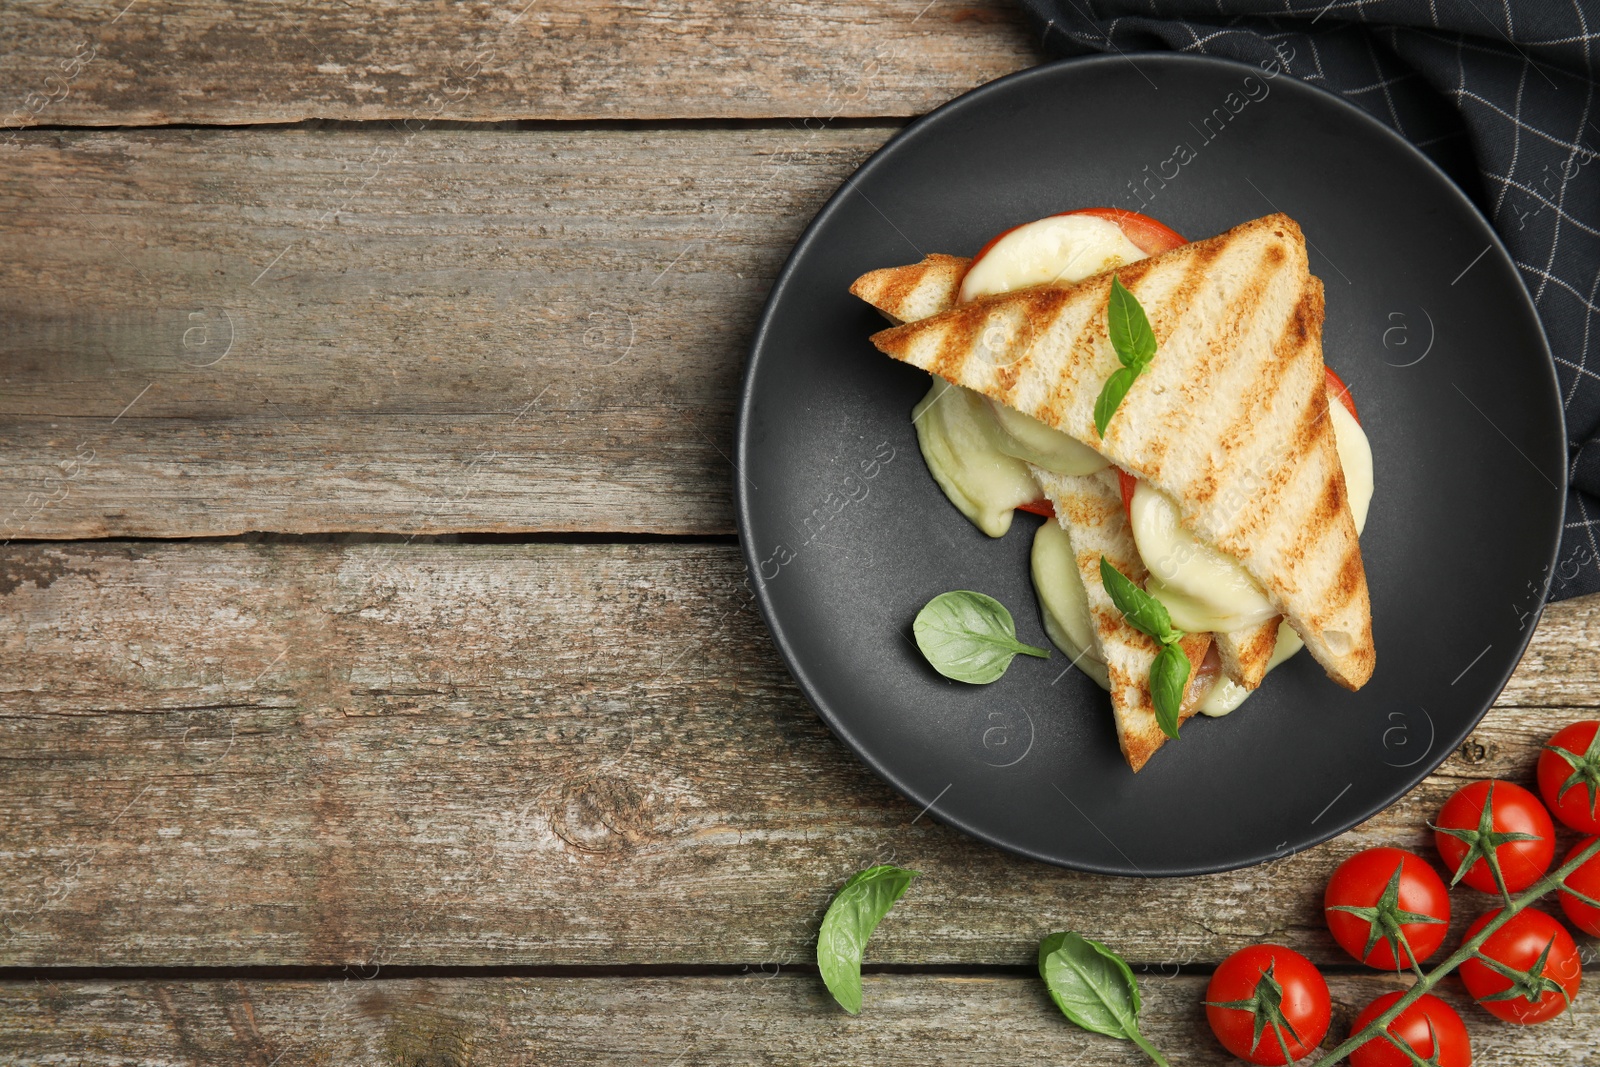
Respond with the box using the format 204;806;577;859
0;126;901;539
3;541;1595;970
0;0;1033;127
3;973;1596;1065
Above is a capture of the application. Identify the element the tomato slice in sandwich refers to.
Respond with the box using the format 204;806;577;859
1063;207;1188;256
1325;366;1359;424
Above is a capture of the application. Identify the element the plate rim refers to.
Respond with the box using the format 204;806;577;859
734;51;1566;876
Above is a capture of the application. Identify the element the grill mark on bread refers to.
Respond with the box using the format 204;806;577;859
997;289;1064;403
1046;280;1116;433
1176;243;1281;424
849;254;971;323
1213;279;1318;523
1330;542;1366;612
1286;464;1346;572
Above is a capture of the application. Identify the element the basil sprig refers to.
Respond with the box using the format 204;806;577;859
817;864;919;1014
1039;931;1171;1067
1099;557;1189;739
913;590;1050;684
1094;276;1157;437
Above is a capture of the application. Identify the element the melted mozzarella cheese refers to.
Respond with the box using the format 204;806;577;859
984;397;1107;474
959;214;1147;303
1330;398;1372;535
1131;485;1279;633
915;213;1142;537
912;380;1039;537
1030;518;1111;690
1197;621;1305;716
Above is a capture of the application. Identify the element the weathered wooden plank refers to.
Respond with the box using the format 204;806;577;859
0;126;892;538
2;974;1595;1065
0;0;1034;127
2;542;1596;968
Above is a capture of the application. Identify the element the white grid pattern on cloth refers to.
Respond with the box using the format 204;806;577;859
1023;0;1600;601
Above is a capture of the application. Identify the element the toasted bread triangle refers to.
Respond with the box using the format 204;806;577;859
867;214;1374;690
849;254;969;325
1033;467;1214;771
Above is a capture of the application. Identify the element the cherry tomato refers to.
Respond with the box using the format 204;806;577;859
1014;498;1056;519
1324;848;1450;971
1205;944;1330;1065
1557;836;1600;937
1324;366;1360;424
1064;207;1188;255
1538;720;1600;833
1431;780;1554;895
1348;991;1470;1067
1458;906;1581;1024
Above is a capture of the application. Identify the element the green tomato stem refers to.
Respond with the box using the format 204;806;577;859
1318;833;1600;1064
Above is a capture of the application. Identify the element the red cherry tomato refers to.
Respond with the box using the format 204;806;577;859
1458;907;1581;1024
1324;366;1360;424
1557;836;1600;937
1431;780;1555;895
1063;207;1188;255
1324;848;1450;971
1014;498;1056;519
1538;720;1600;833
1205;944;1331;1065
1348;991;1471;1067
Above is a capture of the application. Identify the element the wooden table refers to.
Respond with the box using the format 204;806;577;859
2;3;1595;1061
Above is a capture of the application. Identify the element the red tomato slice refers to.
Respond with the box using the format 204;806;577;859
1325;366;1360;424
1117;467;1138;525
1065;207;1188;255
1015;498;1056;520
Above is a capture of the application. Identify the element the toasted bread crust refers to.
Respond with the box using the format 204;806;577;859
865;215;1374;690
848;253;970;324
1215;618;1280;690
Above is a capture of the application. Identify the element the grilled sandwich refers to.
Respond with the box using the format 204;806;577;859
867;214;1374;691
855;255;1225;767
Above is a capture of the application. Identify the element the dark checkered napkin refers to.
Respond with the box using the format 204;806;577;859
1017;0;1600;600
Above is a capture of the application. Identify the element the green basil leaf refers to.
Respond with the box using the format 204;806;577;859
1149;642;1190;740
913;590;1050;684
817;864;919;1014
1097;558;1179;645
1093;364;1142;438
1039;931;1143;1039
1040;932;1172;1067
1108;276;1156;368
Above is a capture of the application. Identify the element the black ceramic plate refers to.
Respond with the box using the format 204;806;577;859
735;54;1565;876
